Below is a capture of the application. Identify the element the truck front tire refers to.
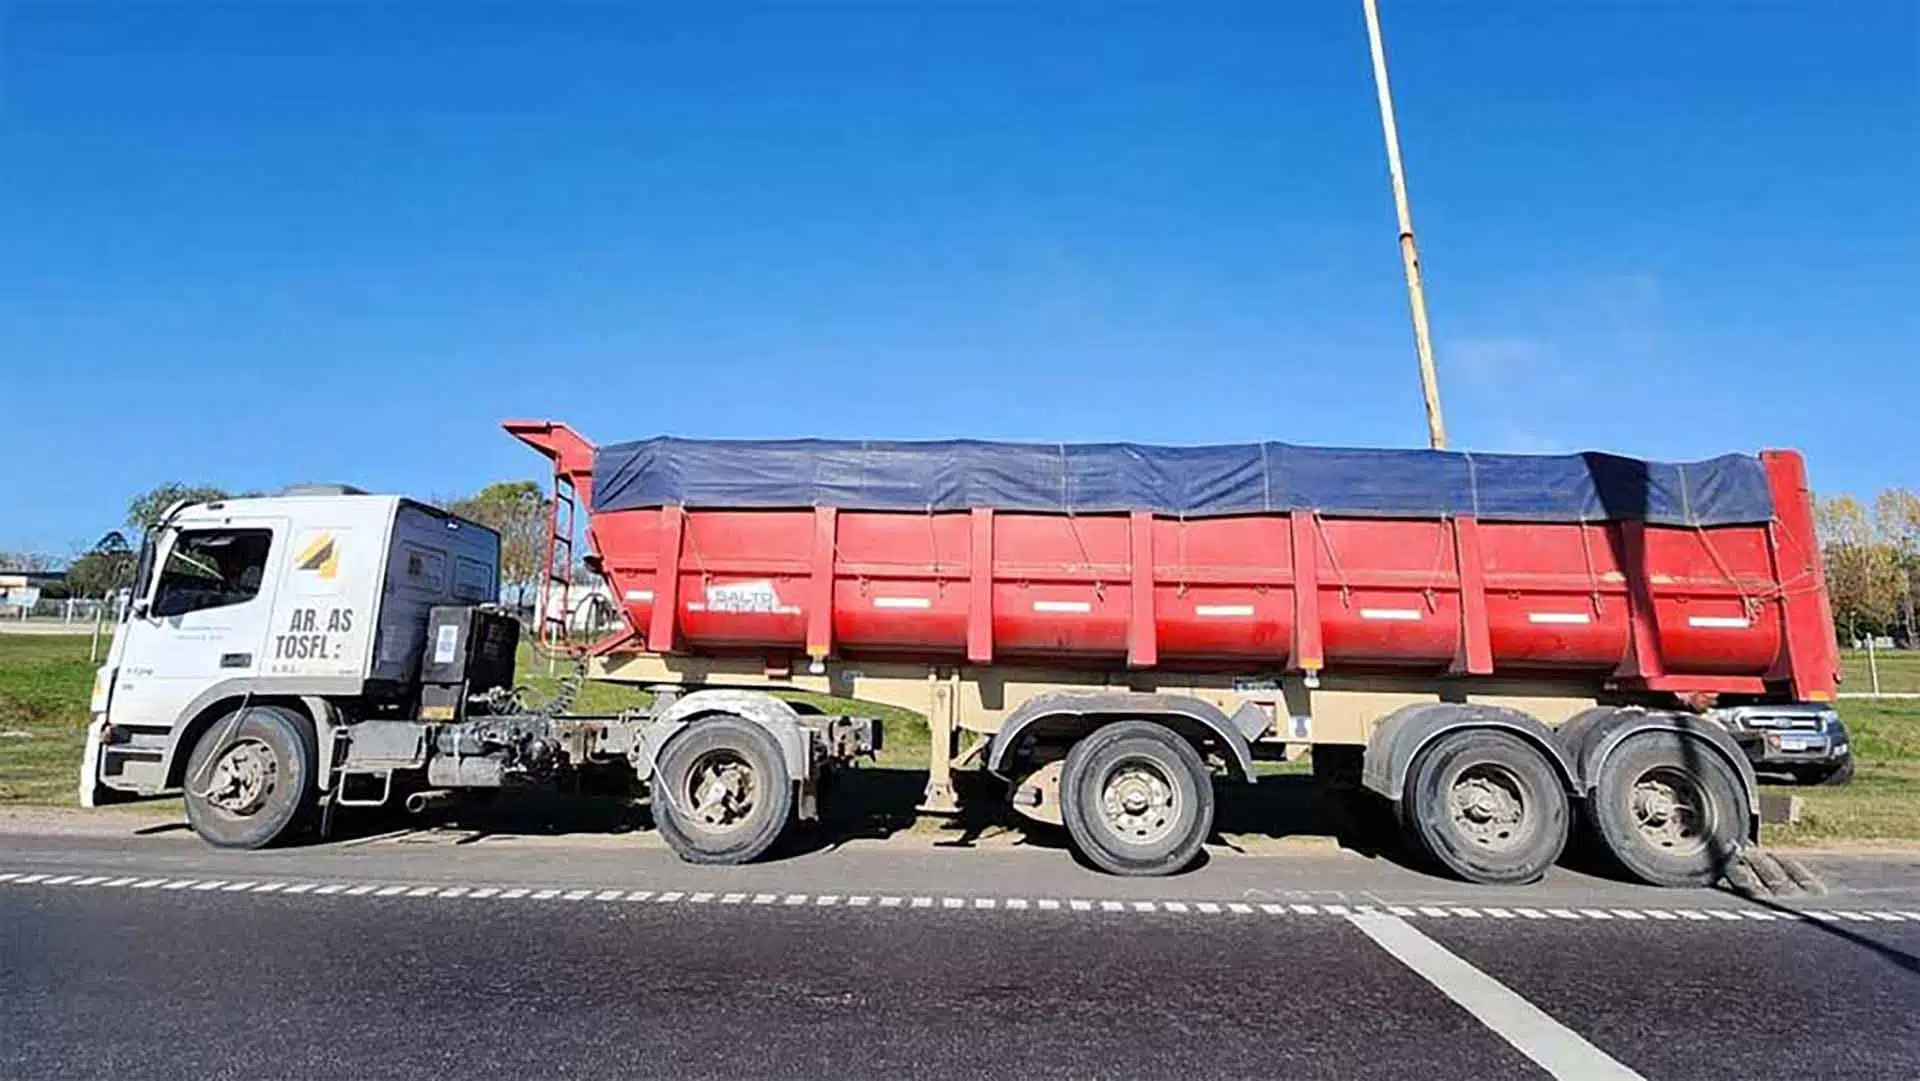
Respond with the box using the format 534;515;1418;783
1060;721;1214;877
1590;731;1748;887
652;717;794;865
1403;729;1569;885
182;705;319;850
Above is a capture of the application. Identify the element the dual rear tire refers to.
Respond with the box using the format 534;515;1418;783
1402;726;1751;888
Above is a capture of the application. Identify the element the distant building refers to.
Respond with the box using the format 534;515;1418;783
0;570;65;609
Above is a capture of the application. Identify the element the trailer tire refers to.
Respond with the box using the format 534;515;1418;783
1403;729;1568;885
182;705;318;850
1060;721;1213;877
1591;730;1747;887
653;717;793;865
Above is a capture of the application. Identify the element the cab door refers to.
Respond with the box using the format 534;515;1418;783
108;519;284;731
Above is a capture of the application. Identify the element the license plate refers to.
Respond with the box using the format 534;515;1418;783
1778;736;1818;752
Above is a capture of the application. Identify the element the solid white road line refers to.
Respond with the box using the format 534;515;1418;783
1347;911;1647;1081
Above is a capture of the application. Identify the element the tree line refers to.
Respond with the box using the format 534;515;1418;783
1818;489;1920;645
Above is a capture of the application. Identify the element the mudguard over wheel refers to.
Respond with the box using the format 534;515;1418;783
182;705;319;849
1403;729;1569;885
1590;730;1748;887
652;716;794;865
1060;721;1214;877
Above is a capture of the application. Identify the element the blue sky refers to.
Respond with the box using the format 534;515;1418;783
4;1;1914;555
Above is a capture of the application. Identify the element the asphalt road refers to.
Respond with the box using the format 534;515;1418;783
4;828;1919;1081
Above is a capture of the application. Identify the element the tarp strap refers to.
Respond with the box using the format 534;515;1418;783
1694;522;1763;620
1424;516;1449;612
680;508;713;590
1578;517;1606;615
1313;512;1354;609
925;506;942;577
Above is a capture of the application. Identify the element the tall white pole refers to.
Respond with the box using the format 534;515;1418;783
1362;0;1447;450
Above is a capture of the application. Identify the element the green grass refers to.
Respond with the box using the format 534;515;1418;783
1840;648;1920;695
0;635;96;805
1760;650;1920;843
1764;697;1920;845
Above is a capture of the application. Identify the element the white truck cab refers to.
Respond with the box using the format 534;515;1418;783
81;489;500;810
78;484;875;859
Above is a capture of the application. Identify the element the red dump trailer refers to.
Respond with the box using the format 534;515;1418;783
501;422;1838;886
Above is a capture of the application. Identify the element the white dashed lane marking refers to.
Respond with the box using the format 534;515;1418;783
2;870;1913;926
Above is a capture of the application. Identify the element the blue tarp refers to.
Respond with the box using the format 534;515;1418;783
591;437;1773;526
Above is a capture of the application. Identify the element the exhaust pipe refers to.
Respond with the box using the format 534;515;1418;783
404;789;454;814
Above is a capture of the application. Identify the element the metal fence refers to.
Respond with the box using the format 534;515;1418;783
1840;643;1920;699
1;596;122;626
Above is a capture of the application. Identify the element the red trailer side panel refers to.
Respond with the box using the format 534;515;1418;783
510;423;1840;702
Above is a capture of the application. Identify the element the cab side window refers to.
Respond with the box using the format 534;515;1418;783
151;529;274;617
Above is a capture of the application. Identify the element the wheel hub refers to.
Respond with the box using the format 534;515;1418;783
688;754;756;829
1099;761;1177;845
1631;770;1704;851
1447;766;1526;850
205;739;276;815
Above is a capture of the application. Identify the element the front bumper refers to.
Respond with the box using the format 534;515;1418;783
1734;729;1850;770
1710;704;1850;773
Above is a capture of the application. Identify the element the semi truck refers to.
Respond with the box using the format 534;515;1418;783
80;422;1841;887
